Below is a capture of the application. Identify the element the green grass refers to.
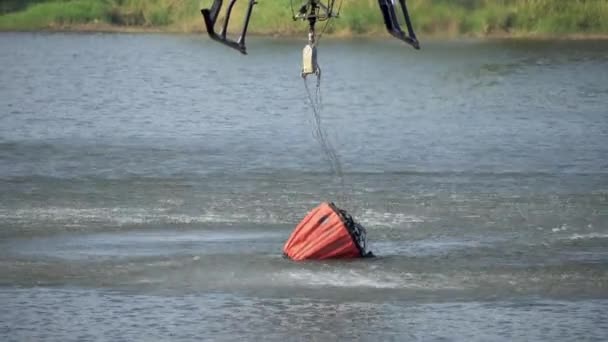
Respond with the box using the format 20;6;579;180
0;0;108;30
106;0;201;26
1;0;607;36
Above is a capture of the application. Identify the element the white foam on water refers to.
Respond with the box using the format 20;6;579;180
0;207;165;225
357;208;426;228
1;206;428;229
278;269;464;290
283;269;402;289
0;206;294;226
566;233;608;240
104;231;283;243
552;224;569;233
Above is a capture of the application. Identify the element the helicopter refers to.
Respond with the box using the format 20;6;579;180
199;0;420;55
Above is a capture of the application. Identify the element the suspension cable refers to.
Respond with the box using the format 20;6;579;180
297;0;349;207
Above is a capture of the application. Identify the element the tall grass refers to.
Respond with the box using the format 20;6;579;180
1;0;607;36
227;0;608;36
0;0;108;30
106;0;202;26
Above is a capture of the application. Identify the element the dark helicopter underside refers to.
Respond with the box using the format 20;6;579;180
200;0;420;55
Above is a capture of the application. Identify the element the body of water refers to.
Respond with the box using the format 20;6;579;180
1;32;607;341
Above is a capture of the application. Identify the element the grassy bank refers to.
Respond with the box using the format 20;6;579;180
1;0;607;38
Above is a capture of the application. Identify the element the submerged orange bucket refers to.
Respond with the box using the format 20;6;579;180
283;202;373;260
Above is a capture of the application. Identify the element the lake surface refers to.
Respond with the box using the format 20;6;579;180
1;32;607;341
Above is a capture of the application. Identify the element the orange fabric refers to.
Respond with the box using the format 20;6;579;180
283;202;361;260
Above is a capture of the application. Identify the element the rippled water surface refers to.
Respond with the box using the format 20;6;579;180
1;32;607;341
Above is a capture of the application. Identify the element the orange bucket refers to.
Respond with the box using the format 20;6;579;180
283;202;373;260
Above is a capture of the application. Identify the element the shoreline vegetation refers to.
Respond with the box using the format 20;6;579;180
1;0;607;39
